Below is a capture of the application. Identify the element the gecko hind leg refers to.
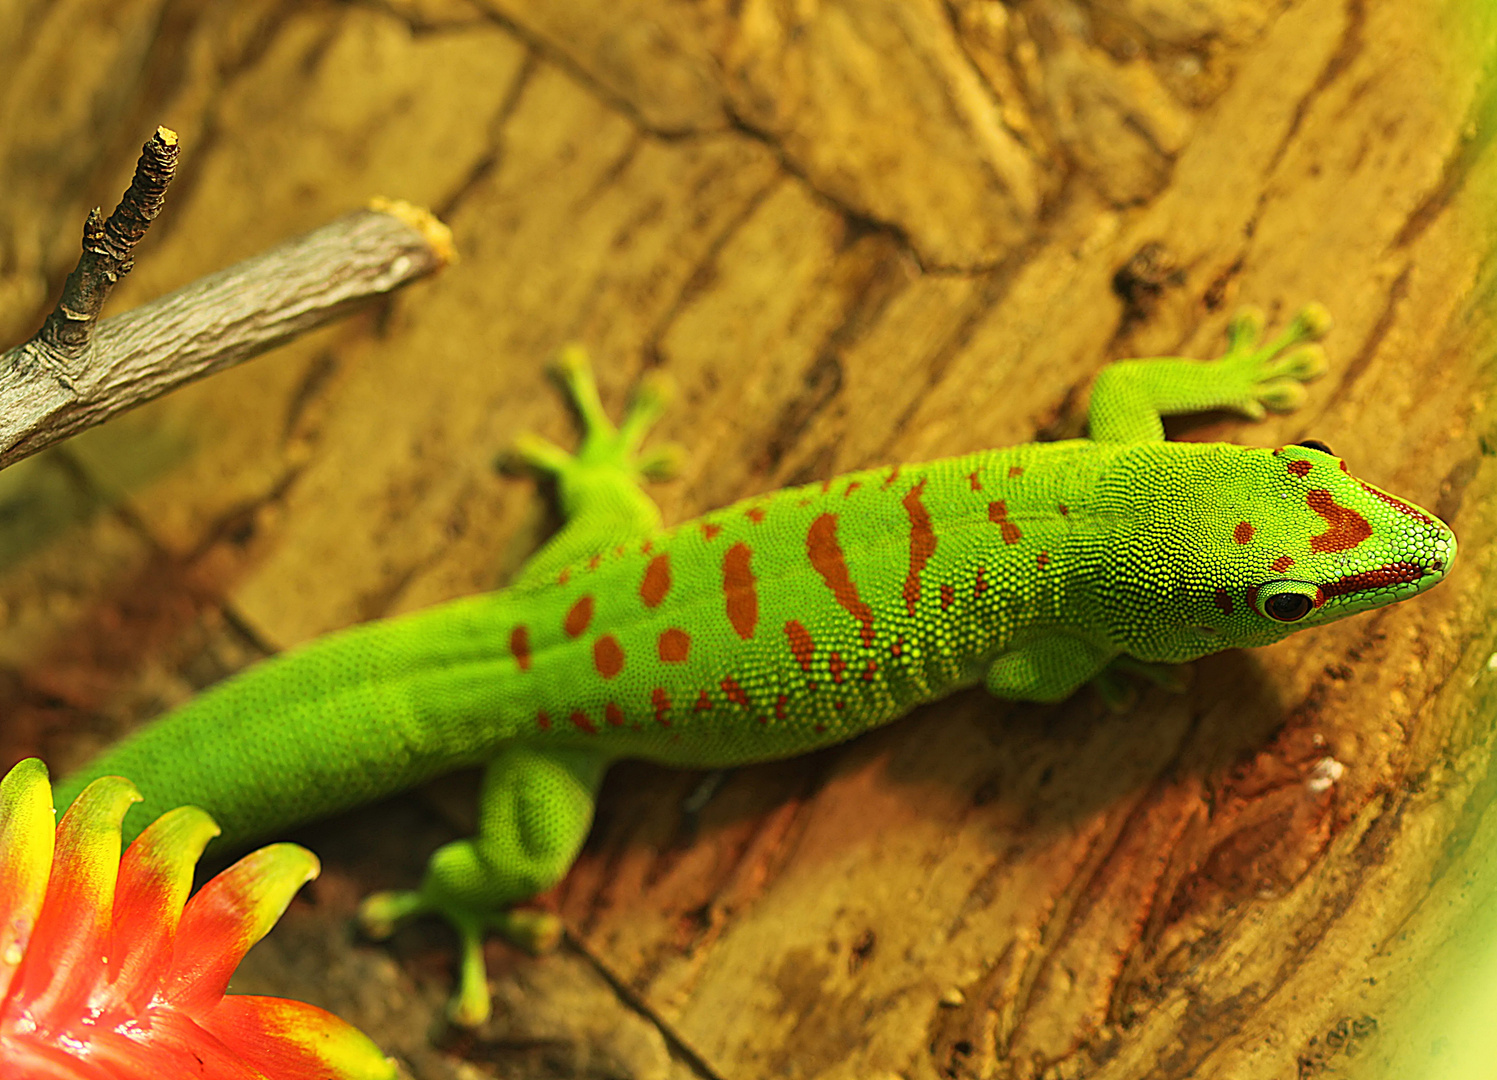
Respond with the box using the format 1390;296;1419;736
360;347;676;1026
507;345;685;585
358;745;608;1027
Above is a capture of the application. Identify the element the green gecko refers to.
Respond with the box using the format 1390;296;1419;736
55;305;1455;1025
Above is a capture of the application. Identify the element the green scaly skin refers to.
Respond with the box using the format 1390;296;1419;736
54;305;1456;1025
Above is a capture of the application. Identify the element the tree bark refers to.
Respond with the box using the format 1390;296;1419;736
0;2;1491;1079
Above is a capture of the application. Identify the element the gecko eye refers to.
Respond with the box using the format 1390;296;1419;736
1265;593;1312;621
1295;439;1333;454
1254;581;1319;622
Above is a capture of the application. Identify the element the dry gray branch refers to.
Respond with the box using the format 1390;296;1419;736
0;128;453;472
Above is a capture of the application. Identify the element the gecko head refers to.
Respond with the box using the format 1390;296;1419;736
1103;441;1455;662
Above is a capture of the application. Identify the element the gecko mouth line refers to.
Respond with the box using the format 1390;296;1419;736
1317;561;1430;601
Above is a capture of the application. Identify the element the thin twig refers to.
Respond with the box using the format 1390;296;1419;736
0;128;454;472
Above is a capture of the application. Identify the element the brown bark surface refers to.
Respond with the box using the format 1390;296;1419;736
1;2;1493;1079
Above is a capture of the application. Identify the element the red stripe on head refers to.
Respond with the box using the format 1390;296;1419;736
1307;489;1373;553
1318;561;1426;598
1358;481;1435;526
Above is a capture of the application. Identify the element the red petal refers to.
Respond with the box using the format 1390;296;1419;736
0;759;56;1005
203;996;396;1080
0;1035;115;1079
85;1007;263;1080
95;806;220;1017
161;844;319;1015
7;776;139;1029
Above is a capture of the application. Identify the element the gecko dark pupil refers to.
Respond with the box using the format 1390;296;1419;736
1296;439;1333;454
1265;593;1313;622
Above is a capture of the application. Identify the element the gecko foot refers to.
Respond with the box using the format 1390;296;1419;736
506;344;685;485
1215;303;1331;420
357;889;564;1027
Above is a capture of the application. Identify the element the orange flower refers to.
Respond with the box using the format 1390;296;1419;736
0;758;396;1079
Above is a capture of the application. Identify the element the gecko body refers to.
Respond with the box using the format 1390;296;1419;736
56;307;1455;1024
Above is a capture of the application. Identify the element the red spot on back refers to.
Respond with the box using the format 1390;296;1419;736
1214;588;1234;615
891;635;904;657
723;541;758;640
510;626;532;672
570;710;597;735
701;522;722;540
721;677;750;706
1271;555;1295;573
1037;551;1050;569
694;690;713;713
861;659;877;682
968;471;982;491
774;694;788;720
640;553;671;608
558;567;571;585
537;709;551;730
641;538;653;554
658;628;691;663
652;688;671;726
989;499;1023;544
882;466;901;489
587;554;602;571
1233;522;1255;545
806;514;876;645
902;478;937;615
1358;481;1436;525
1307;489;1373;552
829;652;846;683
1008;465;1024;478
747;506;766;524
940;584;955;610
844;481;861;498
593;635;625;679
974;566;988;597
785;620;815;672
1057;503;1069;516
1288;459;1312;477
564;595;594;637
605;702;625;727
